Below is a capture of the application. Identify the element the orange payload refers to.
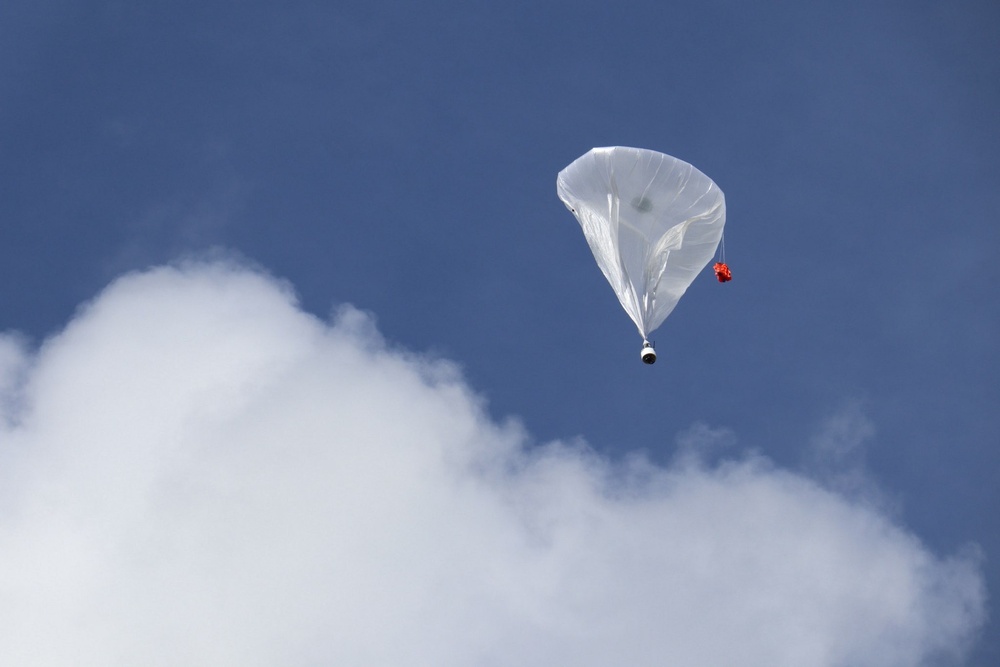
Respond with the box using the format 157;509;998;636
714;262;732;283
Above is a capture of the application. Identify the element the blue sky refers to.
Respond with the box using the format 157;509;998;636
1;1;997;663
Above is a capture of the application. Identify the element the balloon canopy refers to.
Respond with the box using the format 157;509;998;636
557;146;726;340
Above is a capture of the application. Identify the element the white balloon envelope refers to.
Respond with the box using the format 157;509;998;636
557;146;726;351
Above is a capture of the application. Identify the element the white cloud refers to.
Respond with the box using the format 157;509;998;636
0;260;986;666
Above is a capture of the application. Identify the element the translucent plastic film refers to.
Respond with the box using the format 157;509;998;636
557;147;726;338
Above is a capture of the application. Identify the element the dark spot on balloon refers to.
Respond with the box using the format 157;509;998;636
630;196;653;213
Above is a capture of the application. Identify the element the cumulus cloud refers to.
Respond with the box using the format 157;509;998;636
0;260;986;666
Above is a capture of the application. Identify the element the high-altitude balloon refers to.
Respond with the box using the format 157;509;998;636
557;147;726;364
